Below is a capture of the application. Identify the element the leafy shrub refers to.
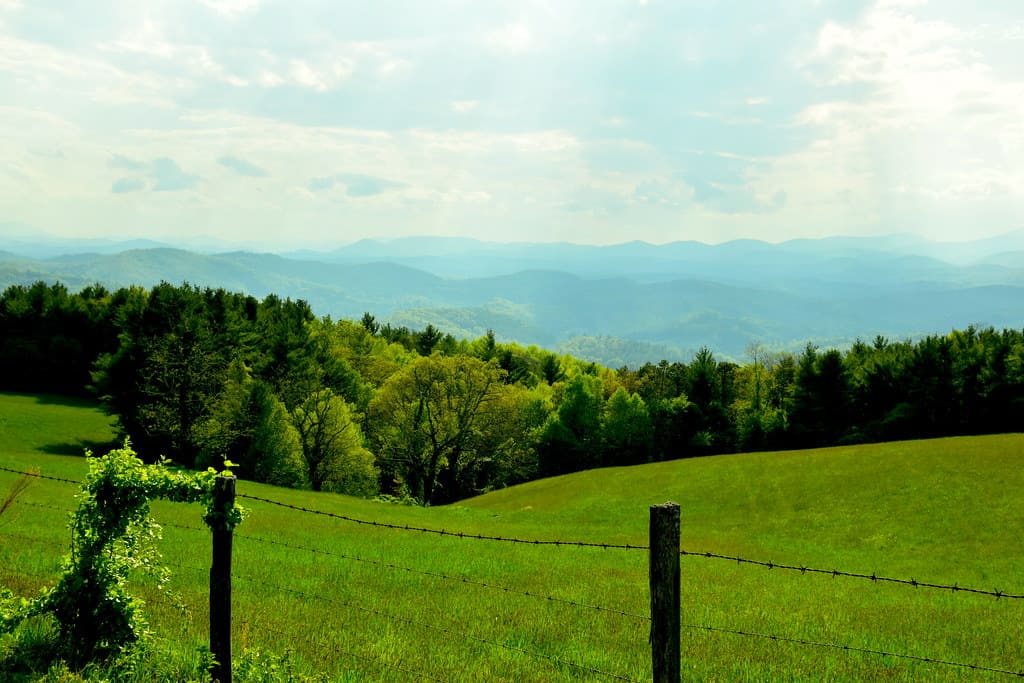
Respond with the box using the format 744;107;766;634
0;444;243;666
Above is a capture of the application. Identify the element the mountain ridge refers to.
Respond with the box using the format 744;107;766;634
1;235;1022;365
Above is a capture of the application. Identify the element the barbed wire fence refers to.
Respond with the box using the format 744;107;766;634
235;492;647;549
2;465;1022;680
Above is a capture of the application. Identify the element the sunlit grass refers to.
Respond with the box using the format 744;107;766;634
1;391;1022;680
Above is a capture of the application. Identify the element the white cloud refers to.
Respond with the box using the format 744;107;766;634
288;59;327;91
410;129;579;154
485;22;532;53
0;98;638;242
257;70;284;87
450;100;479;114
745;0;1024;236
98;20;249;87
812;2;968;96
0;33;180;108
199;0;262;17
405;187;492;204
101;23;399;95
2;0;1020;245
0;109;81;193
104;112;582;207
100;20;174;59
376;57;411;77
0;106;80;138
245;42;410;92
998;24;1024;40
688;110;764;126
281;57;352;91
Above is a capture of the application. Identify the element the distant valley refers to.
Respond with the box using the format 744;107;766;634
2;232;1023;366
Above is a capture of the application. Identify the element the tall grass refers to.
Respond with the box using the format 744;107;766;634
1;392;1022;681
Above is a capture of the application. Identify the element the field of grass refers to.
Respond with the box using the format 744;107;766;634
1;391;1023;681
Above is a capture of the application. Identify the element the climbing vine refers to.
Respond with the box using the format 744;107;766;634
1;443;244;664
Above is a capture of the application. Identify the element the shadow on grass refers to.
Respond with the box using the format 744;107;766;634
29;393;102;409
38;439;120;458
0;391;104;410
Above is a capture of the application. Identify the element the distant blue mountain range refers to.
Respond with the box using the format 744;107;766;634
1;232;1022;366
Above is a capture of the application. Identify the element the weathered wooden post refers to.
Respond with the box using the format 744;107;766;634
210;474;236;683
650;502;680;683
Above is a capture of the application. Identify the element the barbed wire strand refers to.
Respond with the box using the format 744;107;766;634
166;561;638;682
9;500;72;514
236;492;646;550
682;620;1024;678
0;465;82;486
681;548;1024;600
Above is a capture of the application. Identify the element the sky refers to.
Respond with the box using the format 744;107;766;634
1;0;1022;248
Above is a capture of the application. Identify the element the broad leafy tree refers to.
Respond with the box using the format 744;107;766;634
368;355;505;504
291;388;377;495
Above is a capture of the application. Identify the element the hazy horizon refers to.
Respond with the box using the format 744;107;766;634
3;226;1024;255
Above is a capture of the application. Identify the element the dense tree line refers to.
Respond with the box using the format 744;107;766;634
2;281;1022;504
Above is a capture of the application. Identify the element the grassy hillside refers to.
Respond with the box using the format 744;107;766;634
1;393;1022;681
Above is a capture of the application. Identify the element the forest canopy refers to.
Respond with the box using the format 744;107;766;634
2;280;1022;504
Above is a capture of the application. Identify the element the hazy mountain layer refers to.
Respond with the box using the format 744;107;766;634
1;233;1022;364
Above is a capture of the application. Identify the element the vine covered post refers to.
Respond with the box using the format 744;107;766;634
650;502;680;683
210;474;236;683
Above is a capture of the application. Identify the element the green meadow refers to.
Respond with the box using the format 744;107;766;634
1;391;1022;681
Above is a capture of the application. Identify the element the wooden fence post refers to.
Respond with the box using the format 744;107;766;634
210;475;236;683
650;502;680;683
